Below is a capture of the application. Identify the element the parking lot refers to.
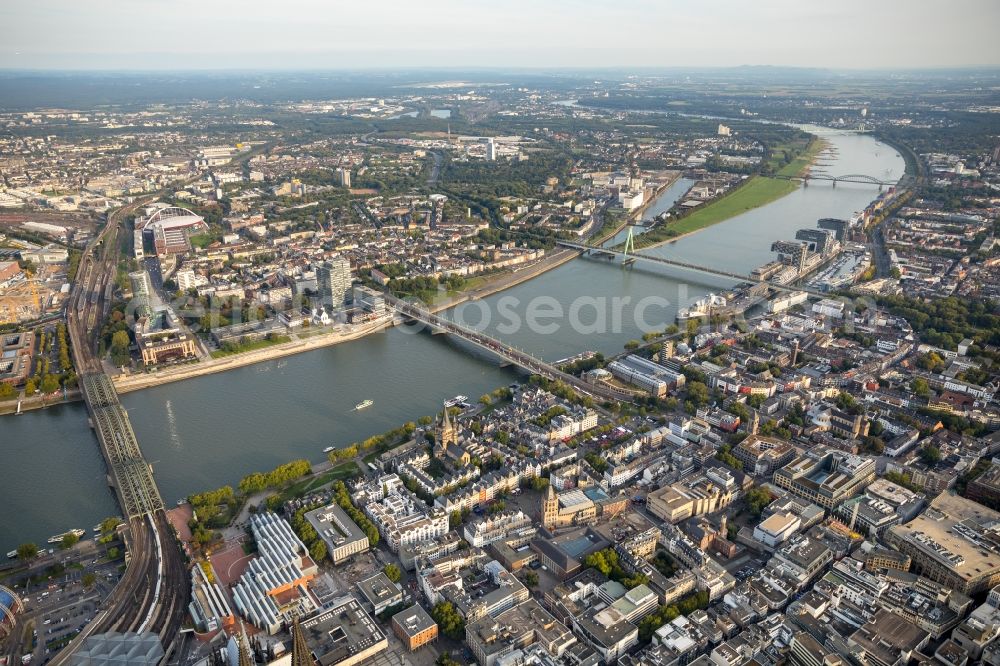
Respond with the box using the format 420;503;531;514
2;541;124;665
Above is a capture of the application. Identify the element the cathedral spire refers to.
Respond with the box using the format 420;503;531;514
291;617;314;666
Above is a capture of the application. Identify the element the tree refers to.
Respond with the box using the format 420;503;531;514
917;352;946;373
82;572;96;589
16;542;38;562
40;374;60;395
436;653;463;666
920;445;942;465
686;318;700;340
309;539;328;563
686;382;709;408
24;379;36;396
100;516;121;535
745;487;775;517
523;571;539;587
110;329;131;365
383;563;402;583
61;532;80;549
0;383;15;400
431;601;465;640
111;330;130;351
911;378;931;398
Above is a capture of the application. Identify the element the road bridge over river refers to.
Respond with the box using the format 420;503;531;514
390;296;635;403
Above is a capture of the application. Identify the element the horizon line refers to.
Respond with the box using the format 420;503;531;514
1;64;1000;75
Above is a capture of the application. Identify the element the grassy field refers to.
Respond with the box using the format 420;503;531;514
210;335;292;359
634;177;796;248
632;137;826;249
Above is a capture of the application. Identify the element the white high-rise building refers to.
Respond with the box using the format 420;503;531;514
317;256;353;311
485;138;496;161
337;167;352;188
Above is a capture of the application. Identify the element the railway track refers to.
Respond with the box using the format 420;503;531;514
54;202;190;664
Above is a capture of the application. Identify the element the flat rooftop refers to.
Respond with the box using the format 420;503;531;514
300;598;387;666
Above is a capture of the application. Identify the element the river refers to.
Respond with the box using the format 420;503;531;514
0;128;904;553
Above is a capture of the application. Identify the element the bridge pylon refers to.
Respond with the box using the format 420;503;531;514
622;226;637;267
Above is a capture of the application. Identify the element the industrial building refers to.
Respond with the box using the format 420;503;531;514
69;632;163;666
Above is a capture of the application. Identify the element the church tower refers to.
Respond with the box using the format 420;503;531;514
541;484;559;530
436;405;457;456
747;408;760;435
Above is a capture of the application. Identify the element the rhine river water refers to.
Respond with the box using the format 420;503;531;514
0;127;903;553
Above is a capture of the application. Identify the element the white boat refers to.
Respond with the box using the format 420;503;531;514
444;395;468;408
323;446;335;454
48;528;85;544
6;550;17;559
355;399;374;410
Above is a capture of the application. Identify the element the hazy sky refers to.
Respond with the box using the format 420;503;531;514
2;0;999;71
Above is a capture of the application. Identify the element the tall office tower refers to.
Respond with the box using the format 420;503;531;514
129;270;154;319
485;138;496;161
316;256;353;311
337;167;352;188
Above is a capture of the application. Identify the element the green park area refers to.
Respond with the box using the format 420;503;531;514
210;334;291;359
631;137;826;249
269;461;361;506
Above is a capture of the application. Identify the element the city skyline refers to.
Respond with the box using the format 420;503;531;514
1;6;999;662
2;0;999;71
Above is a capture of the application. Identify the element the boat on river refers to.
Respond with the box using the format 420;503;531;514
355;399;374;411
48;528;85;544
